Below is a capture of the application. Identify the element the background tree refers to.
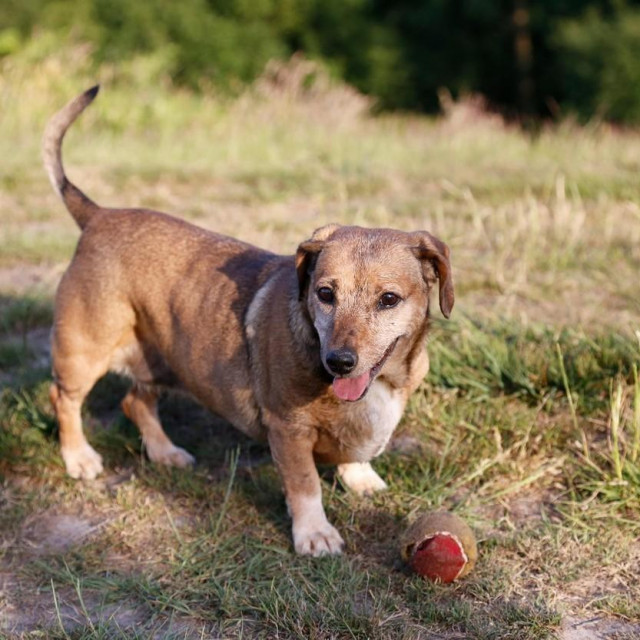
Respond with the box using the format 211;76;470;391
2;0;640;122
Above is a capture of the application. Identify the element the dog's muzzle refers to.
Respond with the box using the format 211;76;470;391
330;338;399;403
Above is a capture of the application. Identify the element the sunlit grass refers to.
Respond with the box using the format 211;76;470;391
3;44;640;334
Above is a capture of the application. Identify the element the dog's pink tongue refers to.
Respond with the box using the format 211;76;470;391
332;372;370;401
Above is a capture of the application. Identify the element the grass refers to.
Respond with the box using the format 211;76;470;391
1;45;640;638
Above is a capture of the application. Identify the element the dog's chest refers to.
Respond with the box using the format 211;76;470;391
343;379;405;461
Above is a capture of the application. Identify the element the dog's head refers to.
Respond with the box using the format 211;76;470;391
296;224;454;402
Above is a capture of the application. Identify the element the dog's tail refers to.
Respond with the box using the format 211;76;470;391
42;85;101;230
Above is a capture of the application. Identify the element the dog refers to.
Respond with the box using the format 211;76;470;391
42;87;454;556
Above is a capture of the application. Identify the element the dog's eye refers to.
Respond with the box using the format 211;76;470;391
379;292;401;308
317;287;335;304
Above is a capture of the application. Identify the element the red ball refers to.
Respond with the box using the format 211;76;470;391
409;532;469;583
400;511;478;583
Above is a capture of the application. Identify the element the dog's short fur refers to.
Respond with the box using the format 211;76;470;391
43;87;454;556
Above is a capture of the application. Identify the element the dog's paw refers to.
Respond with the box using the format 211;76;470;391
293;521;345;557
146;442;195;469
61;443;104;480
337;462;388;496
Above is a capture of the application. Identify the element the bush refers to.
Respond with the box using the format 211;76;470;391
4;0;640;122
556;5;640;123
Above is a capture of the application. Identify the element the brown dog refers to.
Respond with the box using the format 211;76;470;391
43;87;454;556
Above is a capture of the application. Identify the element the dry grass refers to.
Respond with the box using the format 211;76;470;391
1;46;640;639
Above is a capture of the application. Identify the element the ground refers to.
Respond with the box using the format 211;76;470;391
1;52;640;639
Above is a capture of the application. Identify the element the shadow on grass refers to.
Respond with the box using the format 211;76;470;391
0;292;291;548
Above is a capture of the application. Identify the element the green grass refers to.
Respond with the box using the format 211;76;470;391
1;46;640;638
0;296;53;333
2;322;639;637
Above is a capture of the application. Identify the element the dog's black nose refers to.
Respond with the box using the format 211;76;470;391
326;349;358;375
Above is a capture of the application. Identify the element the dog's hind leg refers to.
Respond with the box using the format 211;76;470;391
50;362;107;480
122;386;195;468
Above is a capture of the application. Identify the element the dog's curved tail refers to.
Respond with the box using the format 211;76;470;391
42;85;101;230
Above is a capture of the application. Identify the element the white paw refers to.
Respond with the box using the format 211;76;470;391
145;441;195;468
337;462;388;496
61;444;104;480
293;521;345;556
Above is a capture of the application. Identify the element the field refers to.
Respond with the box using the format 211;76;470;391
1;48;640;639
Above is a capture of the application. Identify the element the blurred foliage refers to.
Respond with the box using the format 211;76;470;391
556;4;640;122
2;0;640;122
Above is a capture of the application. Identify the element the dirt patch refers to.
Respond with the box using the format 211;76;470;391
0;325;52;386
472;488;562;531
21;511;108;555
0;264;63;296
560;616;640;640
24;325;52;366
0;498;212;637
0;577;214;637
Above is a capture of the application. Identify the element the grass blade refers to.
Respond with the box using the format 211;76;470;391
556;342;590;461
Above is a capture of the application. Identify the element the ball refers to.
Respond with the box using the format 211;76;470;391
400;511;477;583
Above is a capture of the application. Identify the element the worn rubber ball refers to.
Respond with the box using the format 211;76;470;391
400;511;477;583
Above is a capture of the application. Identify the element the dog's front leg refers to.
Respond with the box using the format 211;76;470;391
268;428;344;556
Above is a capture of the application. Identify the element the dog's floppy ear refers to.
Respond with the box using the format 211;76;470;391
295;224;341;299
409;231;454;319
